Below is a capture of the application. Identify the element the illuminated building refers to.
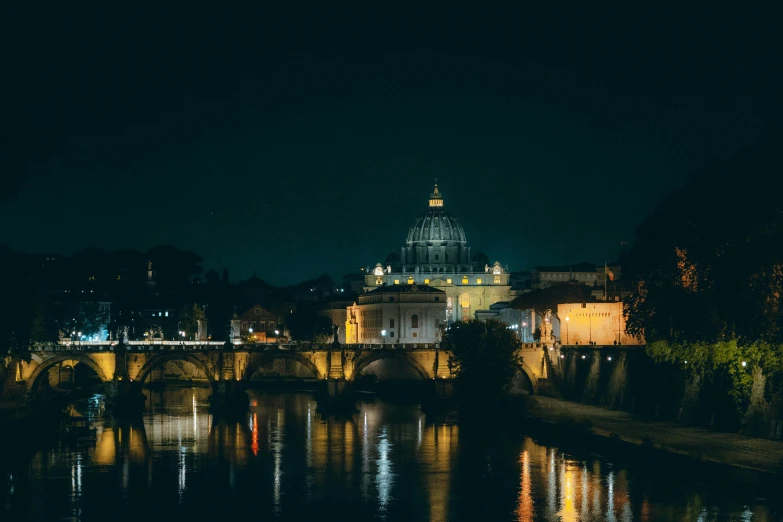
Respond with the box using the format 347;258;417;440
363;184;515;323
235;305;282;342
474;301;532;342
345;285;446;344
557;302;643;345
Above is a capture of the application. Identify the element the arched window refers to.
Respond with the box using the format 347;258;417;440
411;314;419;328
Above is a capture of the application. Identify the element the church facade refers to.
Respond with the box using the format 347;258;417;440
347;184;515;343
345;285;446;344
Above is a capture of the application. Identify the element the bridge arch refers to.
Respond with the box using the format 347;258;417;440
243;352;321;381
134;353;214;384
352;351;430;381
513;363;538;395
26;354;110;392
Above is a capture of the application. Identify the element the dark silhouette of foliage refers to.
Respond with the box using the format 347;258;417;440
287;305;333;342
623;129;783;344
441;319;522;400
179;303;206;338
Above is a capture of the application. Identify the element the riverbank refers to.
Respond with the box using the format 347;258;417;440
527;395;783;474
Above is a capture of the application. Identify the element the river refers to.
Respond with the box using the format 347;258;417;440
0;388;778;521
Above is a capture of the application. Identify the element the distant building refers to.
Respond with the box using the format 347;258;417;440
345;285;446;344
532;262;599;288
237;305;282;343
557;302;643;345
474;302;533;342
317;297;353;344
509;271;531;290
532;262;622;290
362;184;516;322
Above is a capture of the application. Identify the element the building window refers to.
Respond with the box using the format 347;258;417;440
390;319;395;328
476;278;482;284
412;332;418;338
434;297;439;302
493;275;501;284
376;277;383;285
446;278;453;284
394;279;400;285
460;294;470;308
390;331;395;338
260;321;266;330
407;277;414;285
424;279;430;284
435;254;439;261
411;314;419;328
461;276;469;284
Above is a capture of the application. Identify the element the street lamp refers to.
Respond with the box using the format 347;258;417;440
522;321;527;343
274;329;279;343
565;316;570;344
381;329;387;345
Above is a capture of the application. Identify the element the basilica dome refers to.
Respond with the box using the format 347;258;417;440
405;184;467;246
400;184;472;270
406;208;467;245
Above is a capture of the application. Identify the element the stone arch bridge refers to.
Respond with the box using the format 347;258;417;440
13;341;550;396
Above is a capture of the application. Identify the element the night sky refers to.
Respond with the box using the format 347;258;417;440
2;6;779;284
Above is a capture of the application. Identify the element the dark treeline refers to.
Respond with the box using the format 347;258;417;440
622;127;783;344
618;126;783;430
0;245;348;353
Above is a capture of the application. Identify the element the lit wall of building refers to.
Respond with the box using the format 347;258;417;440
557;302;643;345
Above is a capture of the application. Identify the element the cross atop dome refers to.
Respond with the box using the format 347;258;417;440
429;180;443;208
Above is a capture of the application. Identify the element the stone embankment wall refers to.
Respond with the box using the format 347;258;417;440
553;347;783;439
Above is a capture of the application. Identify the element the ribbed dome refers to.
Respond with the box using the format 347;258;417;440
406;209;467;245
400;184;472;270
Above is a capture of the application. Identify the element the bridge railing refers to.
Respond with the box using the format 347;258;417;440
35;341;443;353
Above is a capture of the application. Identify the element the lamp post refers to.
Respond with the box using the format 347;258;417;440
274;329;279;344
381;329;387;345
565;316;570;344
522;321;527;343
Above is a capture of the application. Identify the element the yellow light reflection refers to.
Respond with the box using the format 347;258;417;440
251;413;259;456
516;450;533;521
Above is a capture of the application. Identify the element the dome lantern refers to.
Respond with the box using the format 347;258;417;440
429;183;443;208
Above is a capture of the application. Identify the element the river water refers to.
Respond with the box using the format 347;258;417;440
0;388;778;521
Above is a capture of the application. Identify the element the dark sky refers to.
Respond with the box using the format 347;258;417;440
1;6;780;284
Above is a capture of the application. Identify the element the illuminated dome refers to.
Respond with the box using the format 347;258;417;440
406;196;467;246
401;184;472;271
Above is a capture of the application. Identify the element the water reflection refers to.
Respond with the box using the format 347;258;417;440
1;390;777;521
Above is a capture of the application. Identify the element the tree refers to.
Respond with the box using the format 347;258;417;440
204;269;220;285
510;281;594;320
287;305;333;342
179;303;206;338
623;129;783;344
441;320;522;400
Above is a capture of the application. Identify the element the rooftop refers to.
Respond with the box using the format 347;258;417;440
363;284;446;295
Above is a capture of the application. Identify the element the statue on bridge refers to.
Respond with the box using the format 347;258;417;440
332;324;340;346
